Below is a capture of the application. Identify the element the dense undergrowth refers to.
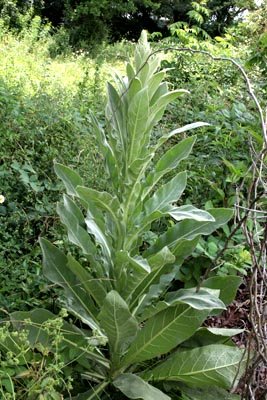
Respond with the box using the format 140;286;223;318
0;14;266;400
0;29;124;315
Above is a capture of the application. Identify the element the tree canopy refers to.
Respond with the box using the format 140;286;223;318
0;0;258;46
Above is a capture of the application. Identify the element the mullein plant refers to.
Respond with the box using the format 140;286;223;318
14;31;245;399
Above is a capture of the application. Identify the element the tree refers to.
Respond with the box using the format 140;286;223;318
108;0;257;41
0;0;259;46
204;0;256;35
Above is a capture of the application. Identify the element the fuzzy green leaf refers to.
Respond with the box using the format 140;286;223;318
144;344;245;389
148;246;176;271
144;208;233;256
89;112;119;180
113;374;170;400
77;187;121;225
139;286;225;321
165;288;226;310
182;327;244;349
157;122;210;148
134;269;177;320
115;251;151;298
54;163;83;196
169;205;215;222
127;87;150;164
106;82;125;150
57;195;96;256
178;385;241;400
85;210;113;262
144;172;187;217
122;305;209;365
132;239;199;316
148;71;165;99
149;89;189;128
143;137;195;199
128;247;175;310
40;238;99;330
151;89;189;115
98;291;138;367
202;276;242;306
67;254;107;308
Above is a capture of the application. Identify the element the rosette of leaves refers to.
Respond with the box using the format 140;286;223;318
15;32;245;399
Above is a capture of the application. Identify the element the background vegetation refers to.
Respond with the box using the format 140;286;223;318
0;0;266;399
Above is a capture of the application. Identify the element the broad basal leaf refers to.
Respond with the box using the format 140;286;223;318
137;286;225;321
98;290;138;368
113;373;170;400
206;327;244;336
122;304;209;365
40;238;99;330
144;344;245;389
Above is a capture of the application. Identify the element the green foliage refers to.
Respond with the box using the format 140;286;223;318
160;39;258;208
0;309;99;398
169;0;211;43
0;31;110;316
241;0;267;76
24;32;245;399
0;0;257;48
158;29;260;287
0;0;33;31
